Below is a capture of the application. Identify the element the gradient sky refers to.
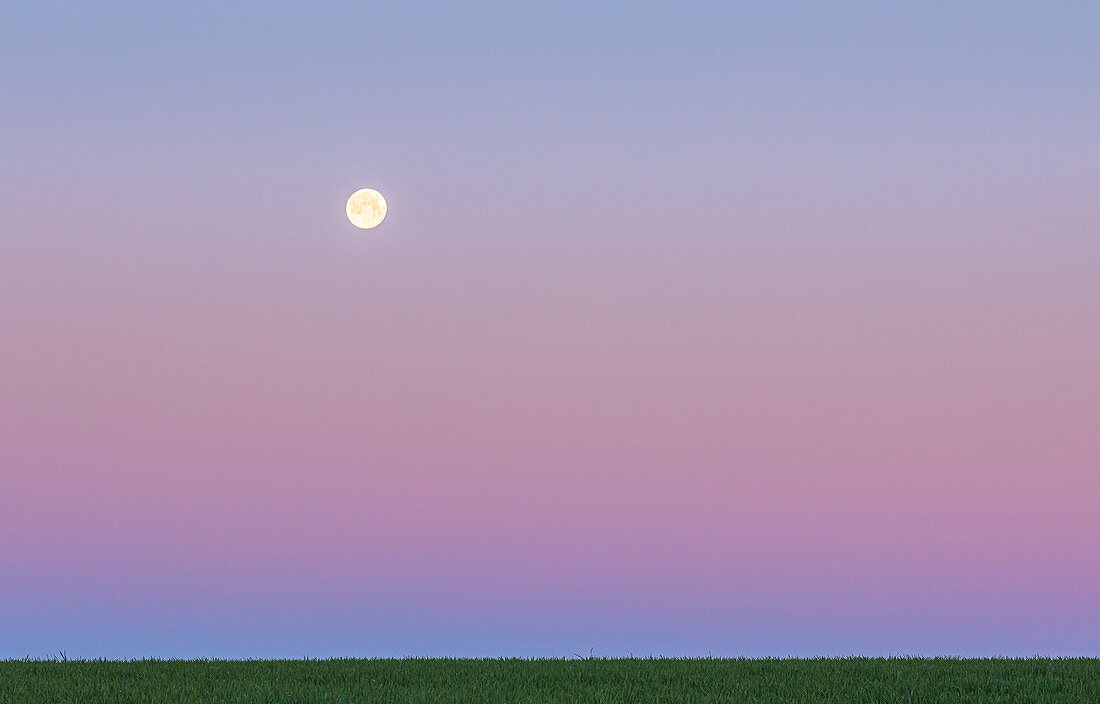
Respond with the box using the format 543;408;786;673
2;2;1098;659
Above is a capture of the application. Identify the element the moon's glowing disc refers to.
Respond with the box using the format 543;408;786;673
346;188;387;229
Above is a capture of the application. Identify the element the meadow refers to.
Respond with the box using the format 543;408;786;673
2;656;1098;703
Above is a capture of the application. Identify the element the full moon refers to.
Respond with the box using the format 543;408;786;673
346;188;387;229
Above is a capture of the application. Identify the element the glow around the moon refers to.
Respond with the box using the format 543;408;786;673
346;188;387;229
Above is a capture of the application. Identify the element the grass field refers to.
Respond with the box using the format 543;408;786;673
2;656;1097;703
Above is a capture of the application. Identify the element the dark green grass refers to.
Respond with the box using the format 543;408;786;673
2;656;1097;703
